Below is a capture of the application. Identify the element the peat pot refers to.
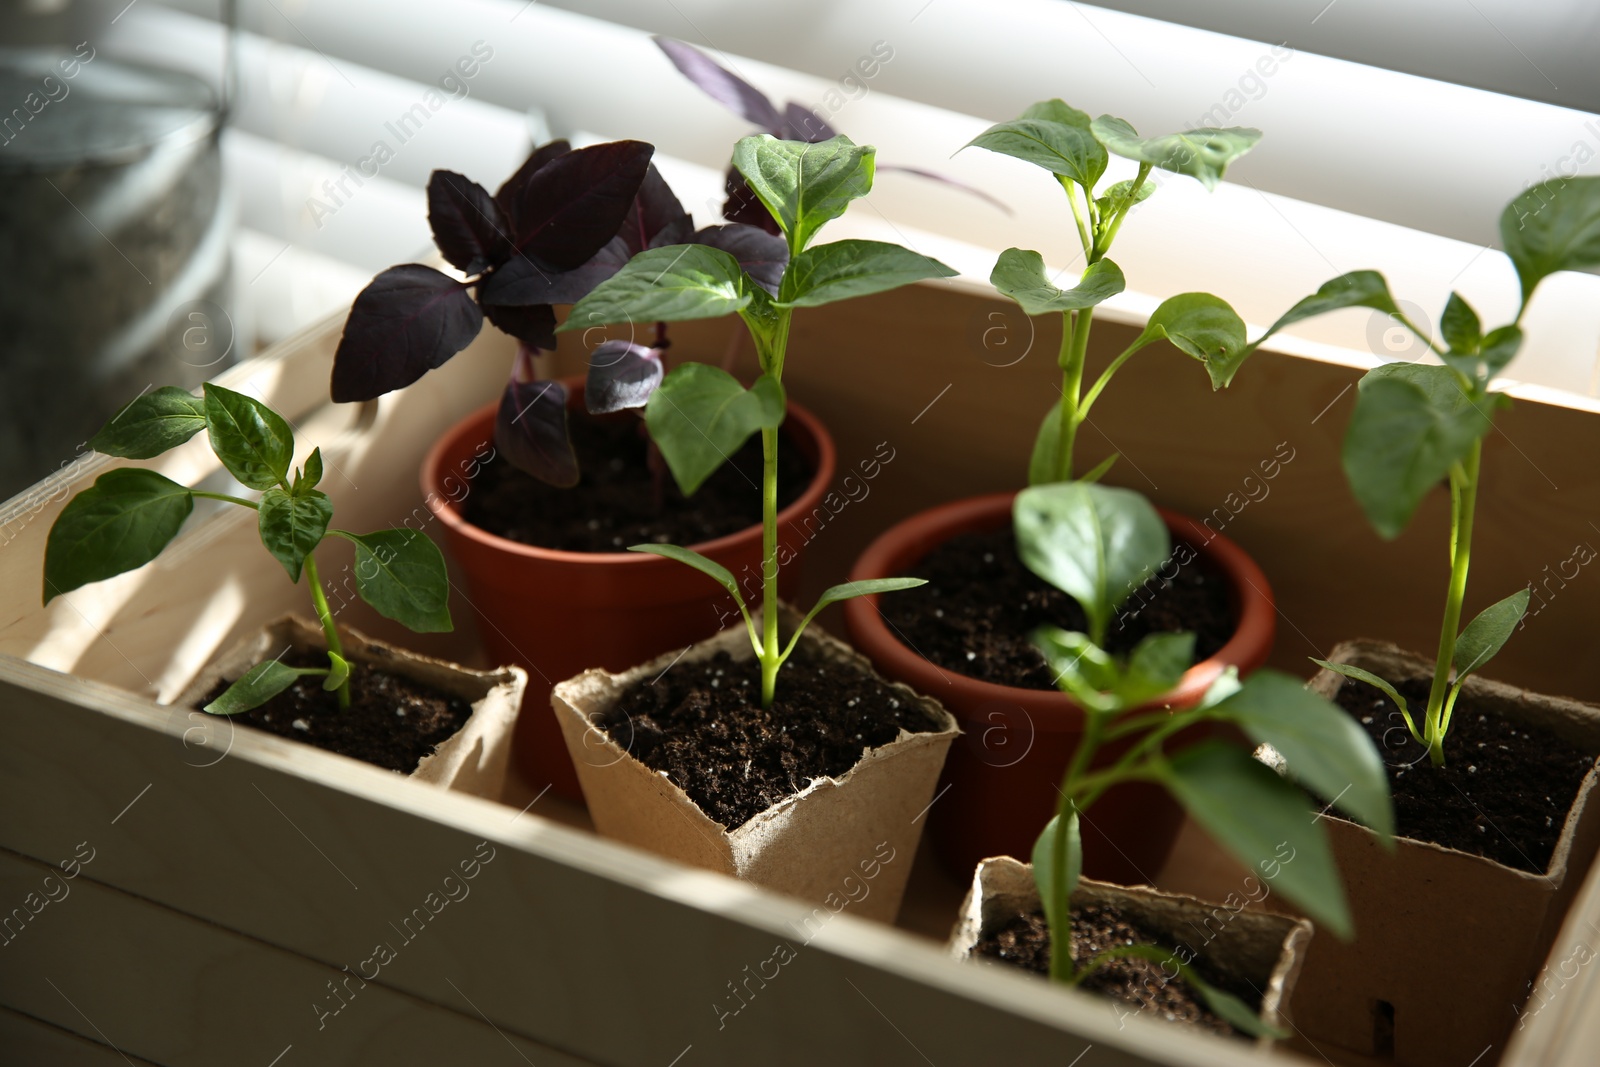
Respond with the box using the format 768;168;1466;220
1287;640;1600;1067
173;615;525;798
843;491;1276;883
951;856;1309;1046
422;382;835;801
550;611;958;922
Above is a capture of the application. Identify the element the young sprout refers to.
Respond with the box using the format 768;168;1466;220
964;101;1261;483
43;384;453;714
564;134;956;705
1231;176;1600;766
1014;481;1393;1036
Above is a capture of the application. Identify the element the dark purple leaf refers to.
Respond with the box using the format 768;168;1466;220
428;171;511;275
586;341;664;414
877;164;1015;216
482;301;558;350
496;377;578;487
508;140;654;270
722;166;779;234
331;265;482;402
482;162;693;307
694;223;788;296
495;139;571;235
780;101;836;143
653;36;783;131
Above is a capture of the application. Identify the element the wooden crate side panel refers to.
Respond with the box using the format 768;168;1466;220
0;848;596;1067
0;660;1283;1067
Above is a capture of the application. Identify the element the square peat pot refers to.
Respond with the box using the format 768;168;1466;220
173;615;524;797
551;610;960;924
1291;640;1600;1066
950;856;1310;1048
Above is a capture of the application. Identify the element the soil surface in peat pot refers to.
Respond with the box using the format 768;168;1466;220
463;411;811;552
593;646;945;829
201;649;472;774
1335;675;1597;872
976;903;1255;1037
881;527;1235;689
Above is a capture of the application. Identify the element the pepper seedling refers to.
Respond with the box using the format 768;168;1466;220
42;384;453;714
1014;481;1394;1036
563;134;956;705
329;138;786;488
1229;176;1600;767
963;100;1261;483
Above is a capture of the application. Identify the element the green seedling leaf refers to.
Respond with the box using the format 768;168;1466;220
43;468;193;603
1077;453;1119;485
1028;401;1063;487
204;659;305;716
1032;626;1120;712
1453;587;1532;680
630;543;745;605
88;387;207;459
300;447;324;493
787;578;926;659
1440;292;1482;354
1248;270;1401;359
1089;116;1260;191
1477;325;1523;379
322;651;350;692
732;134;875;252
1185;971;1286;1039
990;251;1125;316
258;488;333;583
1208;670;1394;840
1014;482;1170;646
963;116;1107;189
782;239;955;308
1133;292;1249;389
1197;666;1243;710
334;529;453;633
1019;99;1093;127
1162;741;1352;940
1343;363;1496;539
203;384;295;491
1116;631;1195;708
1311;659;1413;722
1095;177;1155;220
645;364;785;495
562;244;752;330
1031;811;1082;930
1501;175;1600;302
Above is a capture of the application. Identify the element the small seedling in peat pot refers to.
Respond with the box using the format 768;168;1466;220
1012;481;1394;1035
1236;176;1600;767
42;385;452;714
963;100;1261;483
329;138;787;488
563;134;956;704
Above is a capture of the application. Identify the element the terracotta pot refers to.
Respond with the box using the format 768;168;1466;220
951;856;1310;1045
550;609;959;923
842;491;1276;884
422;381;835;801
172;616;525;798
1283;640;1600;1067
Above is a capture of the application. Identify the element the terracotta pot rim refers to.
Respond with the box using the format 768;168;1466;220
843;490;1277;719
420;382;837;566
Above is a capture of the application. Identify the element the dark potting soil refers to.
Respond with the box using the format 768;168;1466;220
975;902;1253;1038
200;649;472;774
593;646;945;829
462;412;812;552
879;526;1236;690
1335;675;1597;873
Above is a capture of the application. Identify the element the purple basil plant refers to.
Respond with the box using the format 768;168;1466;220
329;138;787;488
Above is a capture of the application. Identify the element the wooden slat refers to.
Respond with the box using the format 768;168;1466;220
0;658;1298;1067
0;848;596;1067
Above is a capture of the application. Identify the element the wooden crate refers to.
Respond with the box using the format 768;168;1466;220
3;280;1598;1067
